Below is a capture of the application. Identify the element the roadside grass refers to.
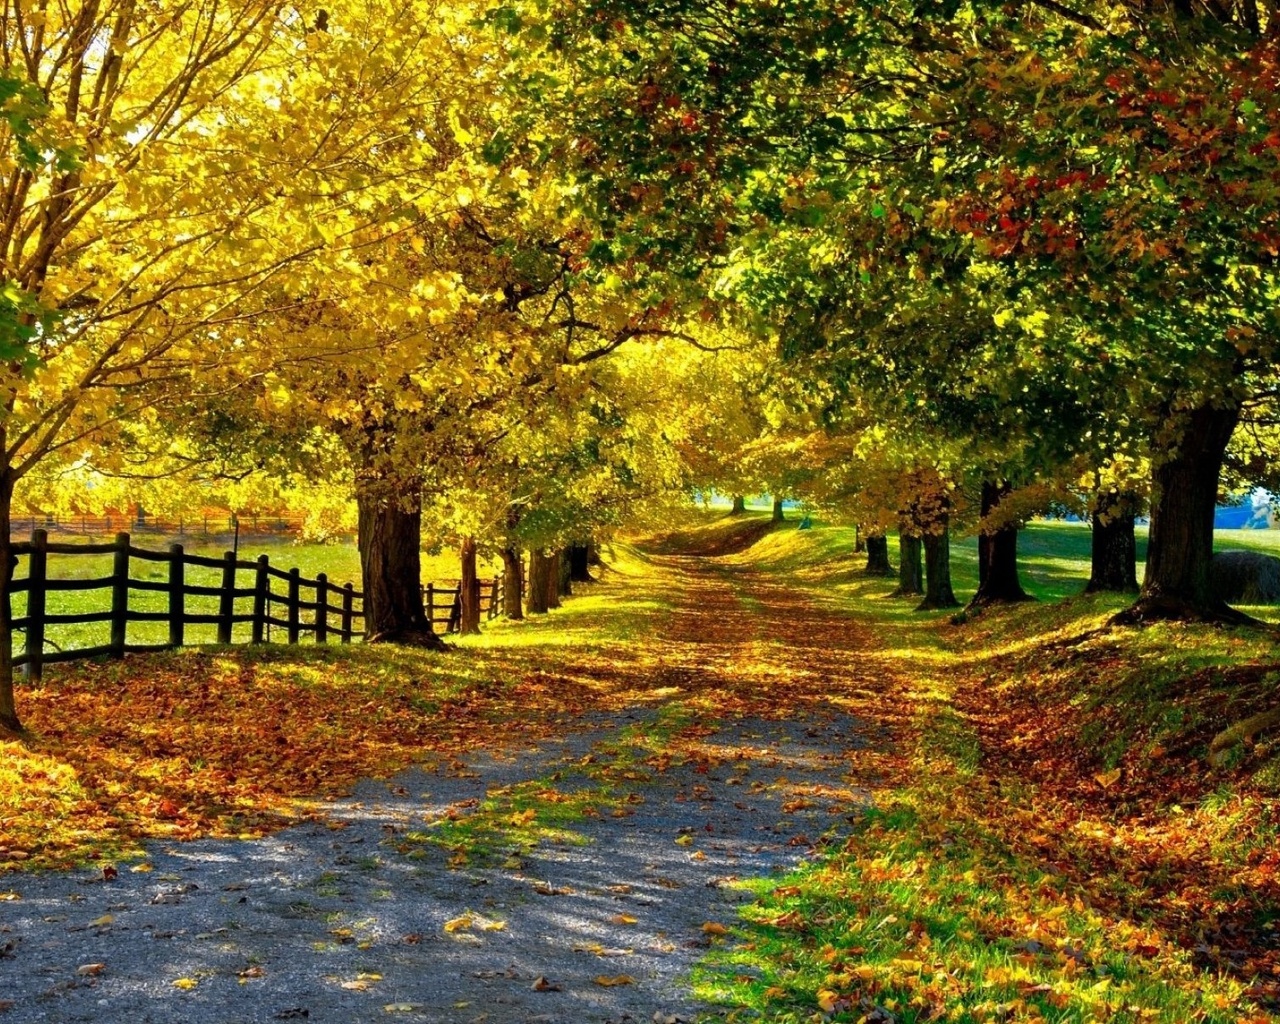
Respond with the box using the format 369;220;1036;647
693;515;1280;1023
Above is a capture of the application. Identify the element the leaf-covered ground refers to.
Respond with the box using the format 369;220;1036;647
2;516;1277;1022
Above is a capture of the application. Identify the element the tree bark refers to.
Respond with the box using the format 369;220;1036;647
918;521;959;610
1120;400;1244;622
970;481;1030;606
730;495;747;515
569;543;593;582
1086;491;1139;594
501;546;524;619
557;548;573;597
864;533;893;575
357;481;446;649
546;550;562;609
771;497;785;523
459;536;480;635
891;534;924;597
0;467;20;733
527;550;551;614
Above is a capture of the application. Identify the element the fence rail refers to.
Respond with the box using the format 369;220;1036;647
8;531;506;681
7;511;318;540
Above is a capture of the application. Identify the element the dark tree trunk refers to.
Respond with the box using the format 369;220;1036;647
0;467;20;733
1086;491;1139;594
501;547;524;619
918;521;959;610
558;548;573;597
1121;400;1244;622
970;481;1029;606
864;533;893;575
527;550;551;614
730;495;747;515
569;543;593;582
546;550;562;609
891;534;924;597
459;537;480;635
357;481;446;649
771;497;785;523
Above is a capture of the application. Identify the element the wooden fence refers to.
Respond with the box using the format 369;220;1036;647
9;511;314;540
8;531;506;681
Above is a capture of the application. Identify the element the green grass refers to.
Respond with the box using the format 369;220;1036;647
680;513;1280;1024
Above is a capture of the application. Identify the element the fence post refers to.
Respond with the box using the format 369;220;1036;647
489;578;499;620
110;532;130;658
447;587;461;633
287;568;300;644
252;555;269;644
168;543;185;648
315;572;329;644
217;550;236;644
426;582;434;627
23;529;47;681
341;583;354;642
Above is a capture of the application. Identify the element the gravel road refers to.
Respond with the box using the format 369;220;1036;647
1;709;866;1024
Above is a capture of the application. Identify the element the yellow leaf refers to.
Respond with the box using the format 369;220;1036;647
173;978;198;990
817;989;840;1012
612;914;638;925
443;914;473;933
1095;768;1122;789
675;835;693;846
384;1004;419;1013
594;975;635;987
90;914;114;927
129;863;153;873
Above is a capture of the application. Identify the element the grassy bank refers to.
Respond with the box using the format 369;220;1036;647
691;515;1279;1023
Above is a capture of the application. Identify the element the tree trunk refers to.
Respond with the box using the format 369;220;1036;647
459;537;480;635
730;495;747;515
918;521;959;610
357;482;446;649
569;543;593;582
864;533;893;575
891;534;924;597
1086;491;1139;594
546;550;562;609
527;550;551;614
501;547;524;620
1120;400;1244;622
557;548;573;597
771;497;785;523
970;481;1029;606
0;467;20;734
587;538;603;566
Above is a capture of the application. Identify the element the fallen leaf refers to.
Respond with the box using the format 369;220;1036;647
129;864;153;874
531;976;561;992
1095;768;1122;790
238;966;266;979
443;914;473;933
101;866;118;882
173;978;198;990
674;835;693;846
383;1003;420;1013
702;922;729;936
77;964;106;976
90;914;114;927
612;914;638;925
594;974;636;987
